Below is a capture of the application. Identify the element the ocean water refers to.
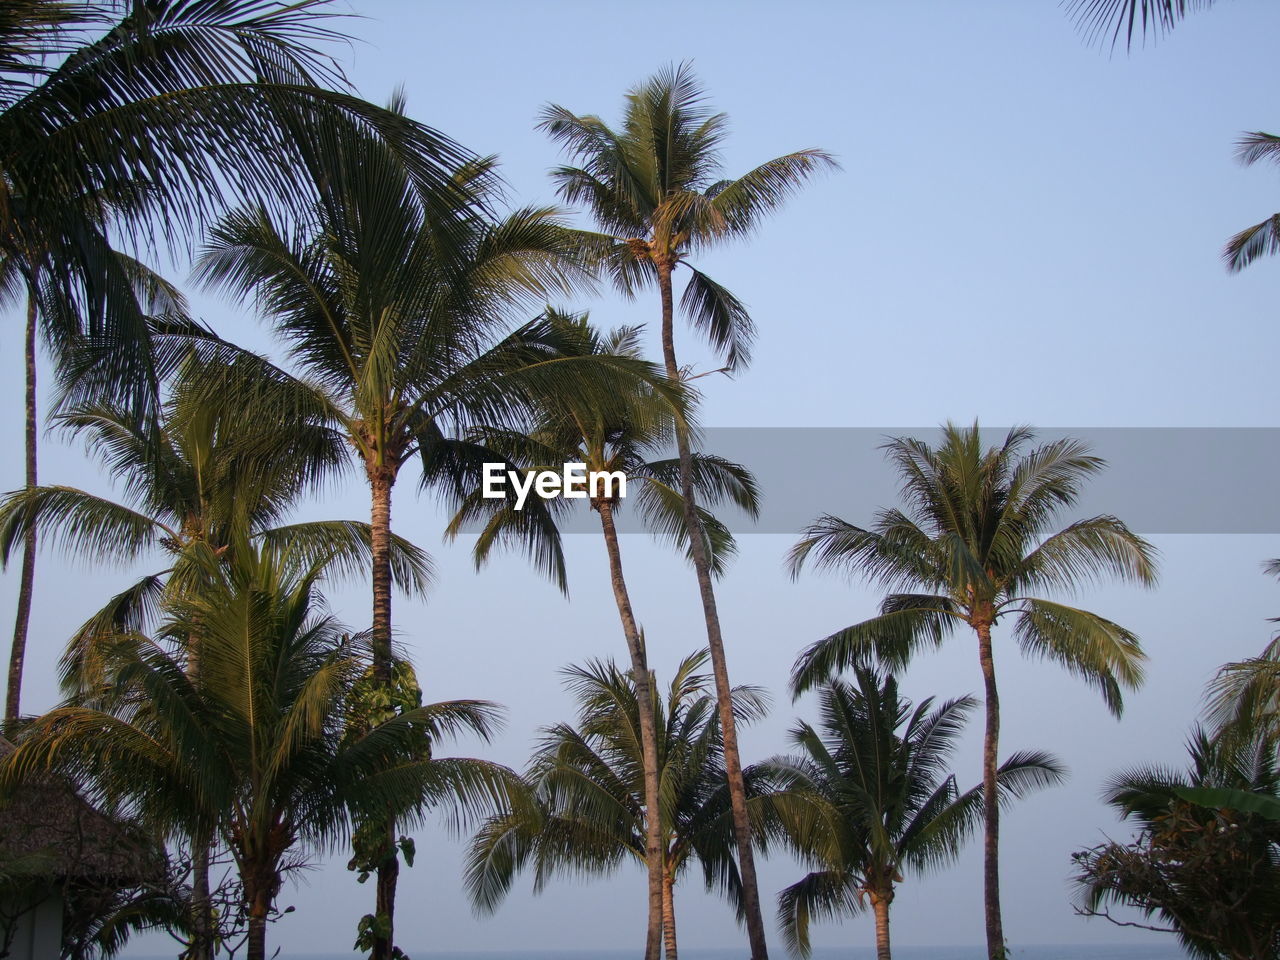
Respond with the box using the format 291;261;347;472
128;947;1186;960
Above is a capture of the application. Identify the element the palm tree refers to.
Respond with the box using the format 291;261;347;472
191;142;624;959
0;229;181;724
0;538;517;960
0;362;430;957
756;668;1063;960
786;422;1156;960
446;312;756;960
539;65;836;960
0;0;476;727
465;651;769;960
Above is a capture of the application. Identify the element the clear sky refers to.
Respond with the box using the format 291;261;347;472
7;0;1280;955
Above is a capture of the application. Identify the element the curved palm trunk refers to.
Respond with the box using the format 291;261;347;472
975;619;1004;960
662;862;679;960
369;466;399;960
655;259;769;960
869;884;893;960
597;499;665;960
5;291;37;725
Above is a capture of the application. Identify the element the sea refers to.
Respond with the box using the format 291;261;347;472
125;947;1187;960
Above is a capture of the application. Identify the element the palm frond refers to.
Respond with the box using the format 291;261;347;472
677;264;755;371
705;149;839;242
776;870;862;958
1065;0;1219;50
1224;213;1280;272
1012;598;1146;716
1012;516;1157;594
259;521;434;597
0;485;168;567
790;600;959;696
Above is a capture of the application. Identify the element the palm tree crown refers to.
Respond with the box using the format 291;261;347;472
1;0;477;416
540;62;836;372
0;368;430;695
446;310;758;589
192;145;602;662
788;424;1156;704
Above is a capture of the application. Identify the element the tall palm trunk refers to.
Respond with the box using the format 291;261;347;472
5;290;37;725
596;498;665;960
869;884;893;960
655;259;769;960
184;630;215;960
190;835;215;960
662;862;679;960
243;860;278;960
246;916;267;960
373;838;399;960
975;618;1004;960
368;465;399;960
369;468;395;681
244;881;271;960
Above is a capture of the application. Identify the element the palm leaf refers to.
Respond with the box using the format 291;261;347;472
677;264;755;371
790;601;959;696
1011;597;1146;716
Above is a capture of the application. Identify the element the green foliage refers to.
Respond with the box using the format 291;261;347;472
757;669;1063;957
1073;730;1280;960
189;147;607;493
354;912;402;955
1206;635;1280;749
1175;785;1280;820
0;541;514;958
539;62;837;372
345;661;428;886
346;660;428;740
465;650;768;917
354;906;415;957
787;423;1156;706
0;1;475;419
0;365;430;696
445;310;757;590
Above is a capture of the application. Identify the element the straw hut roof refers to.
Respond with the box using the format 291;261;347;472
0;736;160;883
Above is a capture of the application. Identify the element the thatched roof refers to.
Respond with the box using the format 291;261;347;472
0;736;160;883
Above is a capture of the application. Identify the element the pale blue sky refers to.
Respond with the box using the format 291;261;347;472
6;0;1280;955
